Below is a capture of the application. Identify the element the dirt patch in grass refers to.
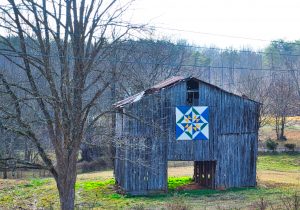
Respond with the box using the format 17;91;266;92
259;116;300;147
77;170;113;181
0;179;29;190
176;183;205;191
258;170;300;188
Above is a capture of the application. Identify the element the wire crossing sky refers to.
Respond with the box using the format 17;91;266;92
127;0;300;49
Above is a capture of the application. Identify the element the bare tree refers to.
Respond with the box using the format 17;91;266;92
265;40;300;100
122;39;187;92
269;74;296;140
0;0;143;209
0;127;13;179
237;72;270;128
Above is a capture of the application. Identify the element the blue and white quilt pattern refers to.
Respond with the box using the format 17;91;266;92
176;106;209;140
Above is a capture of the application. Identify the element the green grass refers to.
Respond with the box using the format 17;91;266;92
23;178;50;188
258;152;300;172
287;125;300;130
0;153;299;209
168;176;193;191
0;177;297;209
75;178;115;190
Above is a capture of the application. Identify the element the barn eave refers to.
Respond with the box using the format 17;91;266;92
113;76;260;108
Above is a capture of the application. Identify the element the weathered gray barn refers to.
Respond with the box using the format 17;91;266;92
114;76;260;195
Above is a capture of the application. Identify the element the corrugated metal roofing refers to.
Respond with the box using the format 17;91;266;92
113;76;185;108
113;91;145;108
150;76;184;91
113;76;260;108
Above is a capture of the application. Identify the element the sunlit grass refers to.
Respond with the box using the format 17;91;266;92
75;178;114;190
168;176;193;191
0;153;299;209
258;152;300;172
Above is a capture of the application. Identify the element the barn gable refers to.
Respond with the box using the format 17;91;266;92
114;77;260;195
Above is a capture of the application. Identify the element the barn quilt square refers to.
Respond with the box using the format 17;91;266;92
176;106;209;140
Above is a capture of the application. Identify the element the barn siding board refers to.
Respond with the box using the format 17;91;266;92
114;78;259;194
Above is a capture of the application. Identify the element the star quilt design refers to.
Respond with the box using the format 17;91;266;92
176;106;209;140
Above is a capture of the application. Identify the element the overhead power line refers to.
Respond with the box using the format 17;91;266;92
2;5;300;50
153;25;271;43
86;35;300;57
222;71;290;87
149;24;300;47
0;49;298;73
2;1;300;48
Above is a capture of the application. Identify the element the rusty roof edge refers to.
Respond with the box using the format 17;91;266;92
114;76;261;108
145;76;185;94
113;91;145;108
113;76;186;108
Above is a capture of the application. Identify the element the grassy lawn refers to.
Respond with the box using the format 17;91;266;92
257;152;300;172
0;153;299;209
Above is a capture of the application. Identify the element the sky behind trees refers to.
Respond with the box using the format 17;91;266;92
127;0;300;49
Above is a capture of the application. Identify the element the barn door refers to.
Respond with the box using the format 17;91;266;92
194;161;216;189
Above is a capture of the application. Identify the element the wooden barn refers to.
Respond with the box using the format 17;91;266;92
113;76;260;195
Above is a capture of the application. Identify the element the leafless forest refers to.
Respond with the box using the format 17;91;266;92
0;0;299;209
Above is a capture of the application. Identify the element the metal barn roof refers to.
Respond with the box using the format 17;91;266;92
113;76;260;108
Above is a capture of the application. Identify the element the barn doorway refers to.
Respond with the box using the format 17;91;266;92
168;160;216;190
194;161;216;189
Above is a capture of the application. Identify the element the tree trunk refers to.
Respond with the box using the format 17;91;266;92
111;66;117;173
55;153;78;210
57;179;76;210
3;160;7;179
275;116;280;140
24;141;31;161
279;116;286;140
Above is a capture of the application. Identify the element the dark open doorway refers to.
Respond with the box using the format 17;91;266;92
194;161;216;189
168;160;216;190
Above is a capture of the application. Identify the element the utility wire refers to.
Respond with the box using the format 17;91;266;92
152;25;300;46
0;49;298;73
2;0;300;47
222;71;289;87
2;32;300;58
3;3;299;47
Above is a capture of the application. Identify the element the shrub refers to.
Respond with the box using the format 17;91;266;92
279;135;287;141
77;158;113;173
266;139;278;152
284;144;296;152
